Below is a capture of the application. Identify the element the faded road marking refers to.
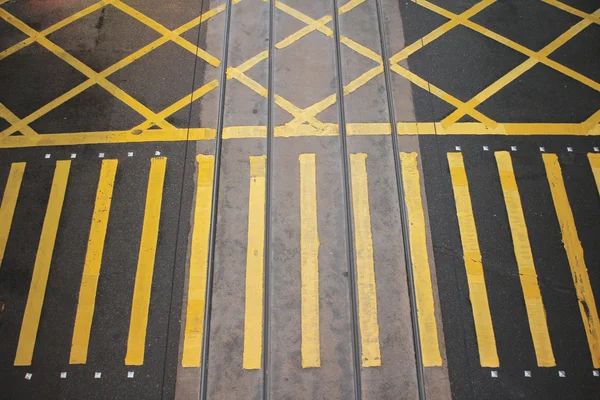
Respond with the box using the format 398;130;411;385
544;153;600;368
299;154;320;368
349;153;381;367
401;152;442;367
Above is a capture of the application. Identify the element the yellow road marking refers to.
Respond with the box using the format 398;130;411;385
442;12;598;127
70;159;118;364
349;153;381;367
447;152;499;368
495;152;555;367
14;160;71;366
543;153;600;368
0;162;26;267
111;0;220;67
182;155;215;368
589;153;600;195
125;157;167;365
299;154;320;368
400;153;442;367
0;104;37;139
542;0;600;24
243;156;266;370
2;122;600;149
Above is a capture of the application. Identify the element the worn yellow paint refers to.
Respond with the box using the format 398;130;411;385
495;152;555;367
447;153;499;368
0;162;26;267
125;157;167;365
14;160;71;366
70;159;118;364
543;153;600;368
182;155;215;368
243;156;267;370
349;153;381;367
589;153;600;195
400;153;442;367
299;154;321;368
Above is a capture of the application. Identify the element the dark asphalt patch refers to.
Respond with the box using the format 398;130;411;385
476;63;600;123
550;23;600;86
470;0;582;52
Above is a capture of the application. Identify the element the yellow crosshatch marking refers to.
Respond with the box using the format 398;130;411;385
0;0;598;147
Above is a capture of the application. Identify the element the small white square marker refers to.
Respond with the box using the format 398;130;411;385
567;147;573;152
70;153;77;159
483;146;489;151
594;147;599;152
60;372;67;379
593;370;599;377
45;154;51;159
128;152;134;157
127;371;135;378
99;153;105;158
524;371;531;378
94;372;102;379
559;371;566;378
155;151;161;156
25;373;32;380
491;371;498;378
511;146;517;151
455;146;461;151
539;147;545;152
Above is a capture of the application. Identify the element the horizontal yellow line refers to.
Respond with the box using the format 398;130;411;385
0;122;599;148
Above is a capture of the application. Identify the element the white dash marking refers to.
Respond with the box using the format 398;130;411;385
45;154;51;159
455;146;461;151
511;146;517;151
539;147;545;152
491;371;498;378
25;373;32;380
99;153;105;158
60;372;67;379
567;147;573;152
524;371;531;377
594;147;599;152
155;151;161;156
594;370;599;377
483;146;489;151
559;371;566;378
95;372;102;379
128;371;135;378
70;154;77;159
128;152;134;157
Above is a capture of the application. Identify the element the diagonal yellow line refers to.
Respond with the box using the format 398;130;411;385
111;0;221;67
542;0;600;24
390;0;495;64
0;0;232;139
441;8;600;127
0;0;115;61
0;104;38;139
0;8;173;130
